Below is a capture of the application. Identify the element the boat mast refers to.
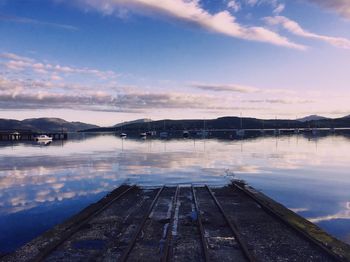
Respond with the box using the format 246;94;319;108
240;112;243;129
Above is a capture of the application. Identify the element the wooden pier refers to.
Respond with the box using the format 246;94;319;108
0;130;67;141
3;182;350;262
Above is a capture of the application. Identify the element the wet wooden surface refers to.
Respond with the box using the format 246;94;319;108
3;183;350;262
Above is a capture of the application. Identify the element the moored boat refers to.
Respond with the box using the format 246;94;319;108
34;135;53;141
183;130;189;138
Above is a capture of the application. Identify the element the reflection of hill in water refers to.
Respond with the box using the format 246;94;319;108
82;129;350;142
2;129;350;147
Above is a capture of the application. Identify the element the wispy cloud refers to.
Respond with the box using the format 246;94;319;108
0;52;124;111
0;52;118;79
0;88;242;112
243;98;314;104
191;83;260;93
65;0;305;49
306;0;350;19
0;14;78;31
0;51;331;117
227;0;241;12
190;82;297;95
264;16;350;49
244;0;285;14
273;3;285;14
0;52;34;63
0;54;243;112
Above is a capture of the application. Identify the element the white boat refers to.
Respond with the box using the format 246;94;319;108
120;133;127;138
35;135;53;141
183;130;190;138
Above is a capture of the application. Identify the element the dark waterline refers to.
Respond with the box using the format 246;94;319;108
0;133;349;253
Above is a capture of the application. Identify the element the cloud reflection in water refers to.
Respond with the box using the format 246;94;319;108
0;134;350;251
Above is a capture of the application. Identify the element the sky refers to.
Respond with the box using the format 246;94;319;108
0;0;350;126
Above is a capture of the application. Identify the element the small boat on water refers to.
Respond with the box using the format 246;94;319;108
120;133;127;138
140;132;147;139
35;135;53;141
183;131;189;138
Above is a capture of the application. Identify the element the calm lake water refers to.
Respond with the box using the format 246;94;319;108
0;133;350;253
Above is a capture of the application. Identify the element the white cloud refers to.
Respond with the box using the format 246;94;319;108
0;52;118;79
308;205;350;223
66;0;305;49
227;0;241;12
0;52;34;63
306;0;350;19
0;88;243;112
51;74;62;81
0;66;241;112
273;3;285;14
264;16;350;49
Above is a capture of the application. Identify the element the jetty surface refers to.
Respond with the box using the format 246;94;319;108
3;182;350;262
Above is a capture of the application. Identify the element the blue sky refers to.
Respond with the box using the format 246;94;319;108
0;0;350;125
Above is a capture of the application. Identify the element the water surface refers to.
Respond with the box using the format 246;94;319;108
0;133;349;253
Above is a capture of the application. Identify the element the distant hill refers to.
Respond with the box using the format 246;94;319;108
0;118;99;132
297;115;328;122
81;117;294;132
114;118;152;127
82;115;350;132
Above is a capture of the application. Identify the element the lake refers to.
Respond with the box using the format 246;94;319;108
0;133;349;253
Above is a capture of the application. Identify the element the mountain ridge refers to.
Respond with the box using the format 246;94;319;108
1;114;350;133
82;115;350;132
113;118;152;127
297;115;328;122
0;118;99;132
